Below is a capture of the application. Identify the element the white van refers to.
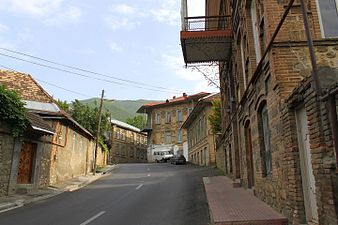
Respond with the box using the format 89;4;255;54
153;150;174;163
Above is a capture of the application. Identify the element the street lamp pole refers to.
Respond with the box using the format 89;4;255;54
93;89;104;175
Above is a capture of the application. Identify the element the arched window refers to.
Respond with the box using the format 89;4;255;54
258;102;272;177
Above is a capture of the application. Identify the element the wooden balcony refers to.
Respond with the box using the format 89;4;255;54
180;15;233;64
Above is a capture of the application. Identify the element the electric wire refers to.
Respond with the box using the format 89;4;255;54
0;47;185;93
0;52;181;94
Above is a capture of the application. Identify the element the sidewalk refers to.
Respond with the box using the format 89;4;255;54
203;176;288;225
0;165;116;213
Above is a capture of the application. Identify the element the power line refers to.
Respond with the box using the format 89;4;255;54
0;64;92;98
0;47;185;93
0;52;182;94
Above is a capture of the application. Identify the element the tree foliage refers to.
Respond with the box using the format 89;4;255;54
56;99;69;111
0;85;28;137
208;99;222;134
126;115;146;129
69;100;110;138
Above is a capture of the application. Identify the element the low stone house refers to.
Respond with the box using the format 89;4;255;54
0;70;107;195
109;119;147;163
182;93;219;166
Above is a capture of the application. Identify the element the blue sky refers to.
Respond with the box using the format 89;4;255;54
0;0;217;101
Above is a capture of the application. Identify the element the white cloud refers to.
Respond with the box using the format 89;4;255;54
0;23;9;32
113;4;136;15
110;42;122;52
43;6;82;26
160;49;220;93
0;0;64;17
0;0;83;26
150;1;180;25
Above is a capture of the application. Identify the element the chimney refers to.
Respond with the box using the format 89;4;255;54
166;99;169;103
173;96;176;99
183;93;187;98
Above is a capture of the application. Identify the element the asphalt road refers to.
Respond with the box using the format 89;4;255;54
0;163;219;225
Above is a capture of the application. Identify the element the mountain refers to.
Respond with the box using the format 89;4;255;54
79;98;160;123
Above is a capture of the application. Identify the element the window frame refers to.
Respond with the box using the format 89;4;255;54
316;0;338;38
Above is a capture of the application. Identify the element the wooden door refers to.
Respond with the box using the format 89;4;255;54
295;107;318;222
245;123;255;188
17;142;36;184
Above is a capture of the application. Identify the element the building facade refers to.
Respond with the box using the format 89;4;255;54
180;0;338;224
182;93;219;166
0;70;106;195
137;92;210;161
109;119;147;163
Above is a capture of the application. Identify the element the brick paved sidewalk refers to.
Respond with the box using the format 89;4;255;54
203;176;288;225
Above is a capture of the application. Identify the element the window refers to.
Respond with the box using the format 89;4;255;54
176;110;183;122
258;103;272;177
165;131;172;144
188;107;193;115
165;112;172;123
240;36;247;87
317;0;338;37
177;130;183;143
250;0;261;63
155;112;161;124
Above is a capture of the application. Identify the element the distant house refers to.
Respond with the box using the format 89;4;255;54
109;119;147;163
182;93;219;166
137;92;210;162
0;70;106;196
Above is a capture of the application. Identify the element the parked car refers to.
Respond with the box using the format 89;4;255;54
153;150;174;163
170;154;186;165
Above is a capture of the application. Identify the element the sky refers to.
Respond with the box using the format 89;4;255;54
0;0;218;102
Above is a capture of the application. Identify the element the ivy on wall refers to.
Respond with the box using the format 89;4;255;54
0;85;28;137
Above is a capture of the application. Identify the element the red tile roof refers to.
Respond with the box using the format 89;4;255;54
137;92;210;112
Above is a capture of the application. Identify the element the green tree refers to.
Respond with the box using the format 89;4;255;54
126;115;146;129
70;100;109;137
56;99;69;111
0;85;28;137
209;99;222;134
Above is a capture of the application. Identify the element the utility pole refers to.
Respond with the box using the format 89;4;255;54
93;89;104;175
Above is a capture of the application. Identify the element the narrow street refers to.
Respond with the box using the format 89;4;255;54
0;164;219;225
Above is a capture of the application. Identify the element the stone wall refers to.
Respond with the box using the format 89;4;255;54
0;126;14;196
49;122;93;185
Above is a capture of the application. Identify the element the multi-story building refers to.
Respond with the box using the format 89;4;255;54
109;119;147;163
180;0;338;224
182;93;219;166
137;92;210;161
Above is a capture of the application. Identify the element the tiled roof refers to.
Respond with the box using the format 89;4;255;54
0;70;93;139
0;70;53;103
137;92;210;112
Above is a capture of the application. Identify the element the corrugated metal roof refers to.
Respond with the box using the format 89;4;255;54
23;100;60;113
110;119;141;133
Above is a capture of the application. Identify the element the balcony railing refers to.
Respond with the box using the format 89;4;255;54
182;15;232;32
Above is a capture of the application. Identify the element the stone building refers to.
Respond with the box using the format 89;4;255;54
137;92;210;161
182;93;219;166
180;0;338;224
109;119;147;163
0;70;106;196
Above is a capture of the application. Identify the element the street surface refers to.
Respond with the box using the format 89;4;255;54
0;163;219;225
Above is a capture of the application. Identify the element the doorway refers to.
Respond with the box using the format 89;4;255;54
17;142;36;184
244;121;255;188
